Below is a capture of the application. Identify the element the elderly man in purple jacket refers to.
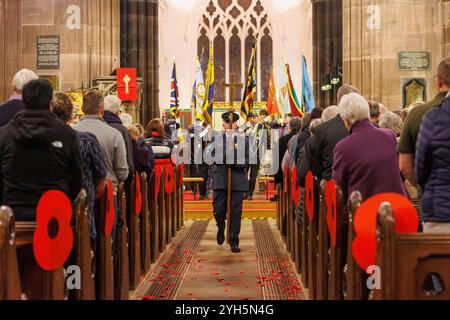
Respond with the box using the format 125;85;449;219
332;93;408;202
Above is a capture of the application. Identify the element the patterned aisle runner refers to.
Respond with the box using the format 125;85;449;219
134;220;305;300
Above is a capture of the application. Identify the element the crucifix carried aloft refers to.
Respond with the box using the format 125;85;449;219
221;74;244;108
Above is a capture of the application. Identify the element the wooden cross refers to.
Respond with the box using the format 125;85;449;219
221;75;244;108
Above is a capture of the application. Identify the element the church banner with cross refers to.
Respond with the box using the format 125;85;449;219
117;68;137;102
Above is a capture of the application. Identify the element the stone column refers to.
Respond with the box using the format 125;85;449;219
120;0;159;125
343;0;443;110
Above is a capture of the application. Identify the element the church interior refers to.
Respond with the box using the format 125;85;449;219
1;0;450;305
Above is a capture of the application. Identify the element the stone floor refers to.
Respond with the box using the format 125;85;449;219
134;219;307;301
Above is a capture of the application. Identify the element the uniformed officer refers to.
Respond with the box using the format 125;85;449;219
207;110;249;253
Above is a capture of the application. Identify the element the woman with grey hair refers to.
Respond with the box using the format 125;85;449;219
379;111;403;138
332;93;407;201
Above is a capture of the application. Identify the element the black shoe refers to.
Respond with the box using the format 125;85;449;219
217;225;225;246
247;194;253;201
230;244;241;253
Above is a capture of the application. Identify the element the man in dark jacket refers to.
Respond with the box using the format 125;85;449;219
0;69;38;127
188;119;210;199
103;95;135;180
0;79;83;221
309;84;360;181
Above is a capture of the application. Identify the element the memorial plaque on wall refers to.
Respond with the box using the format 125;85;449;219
398;51;431;71
37;35;60;70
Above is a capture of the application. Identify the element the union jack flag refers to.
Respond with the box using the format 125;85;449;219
170;62;180;119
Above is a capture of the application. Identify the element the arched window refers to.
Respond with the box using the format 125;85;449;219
198;0;273;102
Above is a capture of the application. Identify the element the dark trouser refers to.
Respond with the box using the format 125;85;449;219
191;164;209;197
248;162;260;196
213;190;245;245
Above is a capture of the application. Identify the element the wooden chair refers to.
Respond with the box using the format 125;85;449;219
326;183;346;300
315;180;329;300
115;184;129;300
74;191;95;300
0;206;21;300
127;176;141;290
343;191;367;300
140;172;151;274
158;172;167;253
373;203;450;300
149;170;159;263
95;188;114;300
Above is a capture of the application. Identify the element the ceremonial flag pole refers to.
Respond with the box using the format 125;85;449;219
241;38;257;121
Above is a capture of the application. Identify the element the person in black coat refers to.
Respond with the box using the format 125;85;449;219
274;117;302;185
188;119;210;199
103;95;135;180
0;80;83;221
206;110;250;253
0;69;38;127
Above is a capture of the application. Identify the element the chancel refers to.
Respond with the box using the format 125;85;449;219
1;0;450;305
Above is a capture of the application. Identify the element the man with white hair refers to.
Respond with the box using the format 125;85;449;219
0;68;38;127
332;93;407;201
103;95;134;181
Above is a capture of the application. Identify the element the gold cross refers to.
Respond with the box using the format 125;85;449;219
123;74;131;94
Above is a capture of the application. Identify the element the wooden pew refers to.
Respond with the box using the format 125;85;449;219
14;221;66;300
171;168;177;238
158;172;167;253
285;169;292;253
315;181;329;300
177;166;184;230
326;182;346;300
343;191;368;300
276;184;281;232
373;203;450;300
127;177;141;290
300;191;308;289
95;188;114;300
165;168;173;245
74;190;95;300
115;184;129;300
140;172;151;274
0;206;21;300
149;170;160;263
306;176;320;299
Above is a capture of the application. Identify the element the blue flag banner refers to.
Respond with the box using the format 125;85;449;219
301;55;315;113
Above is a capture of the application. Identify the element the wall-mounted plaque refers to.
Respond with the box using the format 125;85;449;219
37;35;60;70
402;78;426;108
398;51;431;71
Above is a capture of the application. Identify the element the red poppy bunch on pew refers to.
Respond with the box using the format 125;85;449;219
0;164;184;300
278;168;450;300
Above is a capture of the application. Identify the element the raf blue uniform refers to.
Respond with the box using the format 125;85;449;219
206;111;250;253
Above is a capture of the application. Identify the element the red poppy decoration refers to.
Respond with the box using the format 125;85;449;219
105;180;115;236
165;166;175;195
305;171;315;221
135;173;143;216
290;167;301;205
154;166;163;200
352;193;419;272
33;190;74;271
325;180;338;247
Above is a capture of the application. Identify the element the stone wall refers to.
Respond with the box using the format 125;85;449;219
0;0;120;102
342;0;446;110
